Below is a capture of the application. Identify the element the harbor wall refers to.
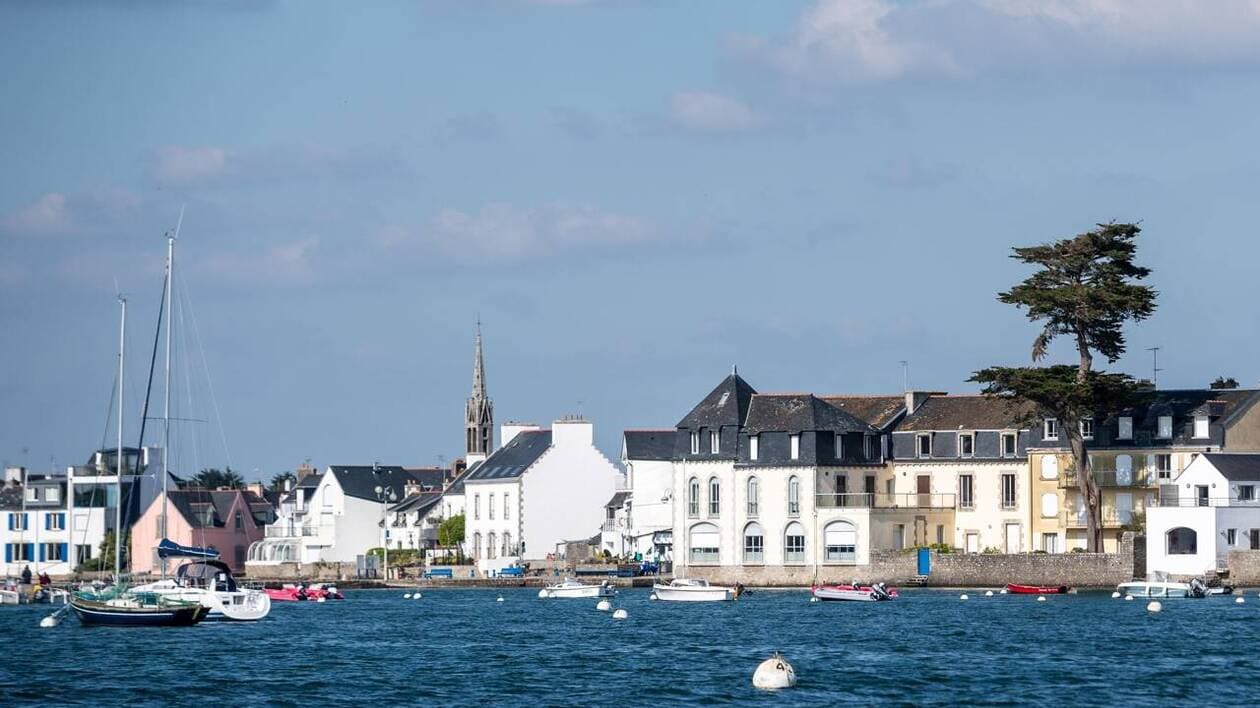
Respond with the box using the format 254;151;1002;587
1227;550;1260;585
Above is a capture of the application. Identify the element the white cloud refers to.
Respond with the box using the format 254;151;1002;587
741;0;1260;85
201;236;320;285
0;189;143;237
670;91;761;133
153;145;232;183
148;144;408;186
1;192;69;234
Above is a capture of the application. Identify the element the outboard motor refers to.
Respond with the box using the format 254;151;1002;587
1189;577;1207;598
872;582;891;601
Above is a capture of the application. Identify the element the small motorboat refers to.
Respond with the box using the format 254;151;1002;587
265;585;309;602
131;560;271;621
538;578;616;599
651;578;742;602
1005;583;1070;595
1117;580;1195;598
1207;585;1235;596
305;584;344;600
811;582;898;602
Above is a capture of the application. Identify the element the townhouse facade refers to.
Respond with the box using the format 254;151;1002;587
1146;453;1260;576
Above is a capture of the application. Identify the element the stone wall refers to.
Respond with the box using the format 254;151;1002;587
1227;550;1260;585
681;552;919;587
244;562;359;581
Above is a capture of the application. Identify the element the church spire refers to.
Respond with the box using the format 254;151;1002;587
465;320;493;460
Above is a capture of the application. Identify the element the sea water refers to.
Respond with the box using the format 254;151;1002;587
3;588;1259;706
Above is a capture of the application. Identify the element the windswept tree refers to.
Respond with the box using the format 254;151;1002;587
268;471;296;492
971;222;1157;552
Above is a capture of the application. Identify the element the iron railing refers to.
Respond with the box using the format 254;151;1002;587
1058;469;1156;489
1152;497;1260;508
814;492;957;510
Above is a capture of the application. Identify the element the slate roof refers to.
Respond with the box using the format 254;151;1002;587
604;491;631;509
390;490;444;514
444;462;480;496
328;465;423;502
1121;389;1258;426
0;484;22;511
677;373;757;429
896;395;1036;432
166;489;270;529
622;430;675;461
819;395;906;430
743;394;877;435
404;467;448;491
465;430;553;482
1202;454;1260;482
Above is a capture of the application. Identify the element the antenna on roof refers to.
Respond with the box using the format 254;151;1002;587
1146;347;1162;388
899;360;910;392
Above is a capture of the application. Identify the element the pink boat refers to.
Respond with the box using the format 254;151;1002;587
811;582;899;602
264;584;345;602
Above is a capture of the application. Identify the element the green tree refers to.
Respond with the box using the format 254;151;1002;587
268;471;296;492
971;222;1157;552
1211;376;1240;390
185;467;244;490
438;513;465;549
79;530;129;573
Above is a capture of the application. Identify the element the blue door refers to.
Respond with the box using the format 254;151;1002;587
917;547;931;575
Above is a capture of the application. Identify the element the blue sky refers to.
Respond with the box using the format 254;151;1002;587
3;0;1260;479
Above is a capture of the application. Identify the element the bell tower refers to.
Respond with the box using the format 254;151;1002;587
465;321;493;464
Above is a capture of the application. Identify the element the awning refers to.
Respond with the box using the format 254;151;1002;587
157;538;220;559
652;530;673;544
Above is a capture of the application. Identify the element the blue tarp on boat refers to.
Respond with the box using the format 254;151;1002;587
156;538;219;559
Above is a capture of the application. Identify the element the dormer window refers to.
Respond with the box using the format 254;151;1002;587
1080;419;1094;440
916;433;932;458
710;430;719;454
1044;418;1059;441
790;434;801;460
864;435;875;461
958;433;974;458
749;434;759;461
1157;416;1173;439
1001;432;1017;458
1118;416;1133;440
835;435;845;460
1194;415;1209;439
690;432;700;455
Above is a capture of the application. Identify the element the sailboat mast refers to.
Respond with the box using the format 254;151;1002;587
160;234;174;578
115;294;127;585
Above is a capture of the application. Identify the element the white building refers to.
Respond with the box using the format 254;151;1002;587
619;430;676;560
1147;453;1260;577
464;418;620;574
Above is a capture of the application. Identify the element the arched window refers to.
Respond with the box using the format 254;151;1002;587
1115;454;1133;485
824;520;857;563
473;532;482;560
688;478;700;518
784;521;806;563
487;532;496;559
502;532;512;556
1167;527;1197;555
708;477;721;516
788;476;801;516
746;476;759;516
743;522;764;563
689;522;720;564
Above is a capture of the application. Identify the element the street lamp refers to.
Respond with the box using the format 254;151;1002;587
373;463;397;583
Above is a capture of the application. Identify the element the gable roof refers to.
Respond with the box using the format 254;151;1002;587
623;430;675;461
743;394;877;435
443;462;479;496
604;490;631;509
1123;389;1259;425
465;430;553;482
677;373;756;429
819;395;906;430
896;395;1035;432
328;465;423;502
390;490;444;514
403;467;448;491
1202;453;1260;482
165;489;270;529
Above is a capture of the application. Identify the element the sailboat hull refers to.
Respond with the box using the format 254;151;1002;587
70;598;209;626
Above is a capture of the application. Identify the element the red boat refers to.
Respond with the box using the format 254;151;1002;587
1005;583;1070;595
264;584;346;602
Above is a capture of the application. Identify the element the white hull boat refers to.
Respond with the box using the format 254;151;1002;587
651;578;740;602
811;583;898;602
1117;581;1193;598
132;560;271;621
539;579;615;599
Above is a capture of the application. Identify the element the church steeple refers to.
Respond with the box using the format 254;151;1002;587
465;321;493;461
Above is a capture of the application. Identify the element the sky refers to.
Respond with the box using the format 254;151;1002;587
3;0;1260;480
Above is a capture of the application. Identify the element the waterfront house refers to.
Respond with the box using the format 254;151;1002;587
1146;453;1260;577
619;429;676;560
130;488;275;574
1029;387;1260;552
890;395;1036;553
463;418;621;574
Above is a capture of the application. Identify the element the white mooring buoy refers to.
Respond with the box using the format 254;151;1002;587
413;593;422;600
1125;595;1134;601
537;589;549;599
649;593;659;601
496;595;505;603
1236;596;1245;604
1037;596;1047;602
612;608;628;620
999;589;1008;595
596;599;612;612
403;593;412;599
984;590;994;597
1147;601;1162;613
1111;591;1121;599
752;653;797;690
959;594;969;601
809;596;819;603
39;614;60;628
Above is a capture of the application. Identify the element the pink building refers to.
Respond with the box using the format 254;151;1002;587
130;488;276;575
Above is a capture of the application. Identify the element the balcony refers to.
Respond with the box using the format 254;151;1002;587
601;519;624;532
1058;469;1158;489
1152;497;1260;509
1061;508;1137;527
815;492;956;510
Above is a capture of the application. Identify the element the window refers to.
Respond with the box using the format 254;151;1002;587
473;494;480;520
789;434;800;460
1001;473;1017;510
835;435;844;460
1157;415;1173;439
1118;416;1133;440
1115;455;1133;486
936;525;944;545
473;533;483;559
1166;527;1197;555
6;543;34;562
75;544;92;565
46;513;65;531
503;532;512;557
25;487;38;502
1042;533;1059;554
1226;529;1236;546
746;477;759;516
710;430;720;454
1042;455;1059;480
1044;418;1059;440
958;433;974;458
743;522;764;563
689;522;719;563
1194;415;1209;439
489;493;496;520
1239;486;1256;502
893;524;905;551
1080;418;1094;440
1001;433;1017;458
1154;454;1173;480
41;543;66;562
784;522;806;563
234;545;246;568
959;474;974;509
8;513;28;531
1040;493;1058;518
503;493;510;520
45;486;59;503
864;435;876;461
1251;529;1260;550
487;532;496;559
749;434;759;461
234;511;244;530
916;433;932;458
690;432;700;455
787;476;800;516
708;478;720;516
824;521;857;563
687;478;700;517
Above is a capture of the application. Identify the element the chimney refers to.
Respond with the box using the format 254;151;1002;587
4;466;24;485
404;480;421;498
501;421;542;447
905;391;938;416
552;417;593;447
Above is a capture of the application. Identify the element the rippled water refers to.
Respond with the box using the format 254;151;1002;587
4;588;1260;706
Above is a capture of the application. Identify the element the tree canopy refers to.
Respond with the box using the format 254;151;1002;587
438;514;465;548
268;471;296;492
185;467;244;490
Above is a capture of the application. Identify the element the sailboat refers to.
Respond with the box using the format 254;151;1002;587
69;290;209;627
